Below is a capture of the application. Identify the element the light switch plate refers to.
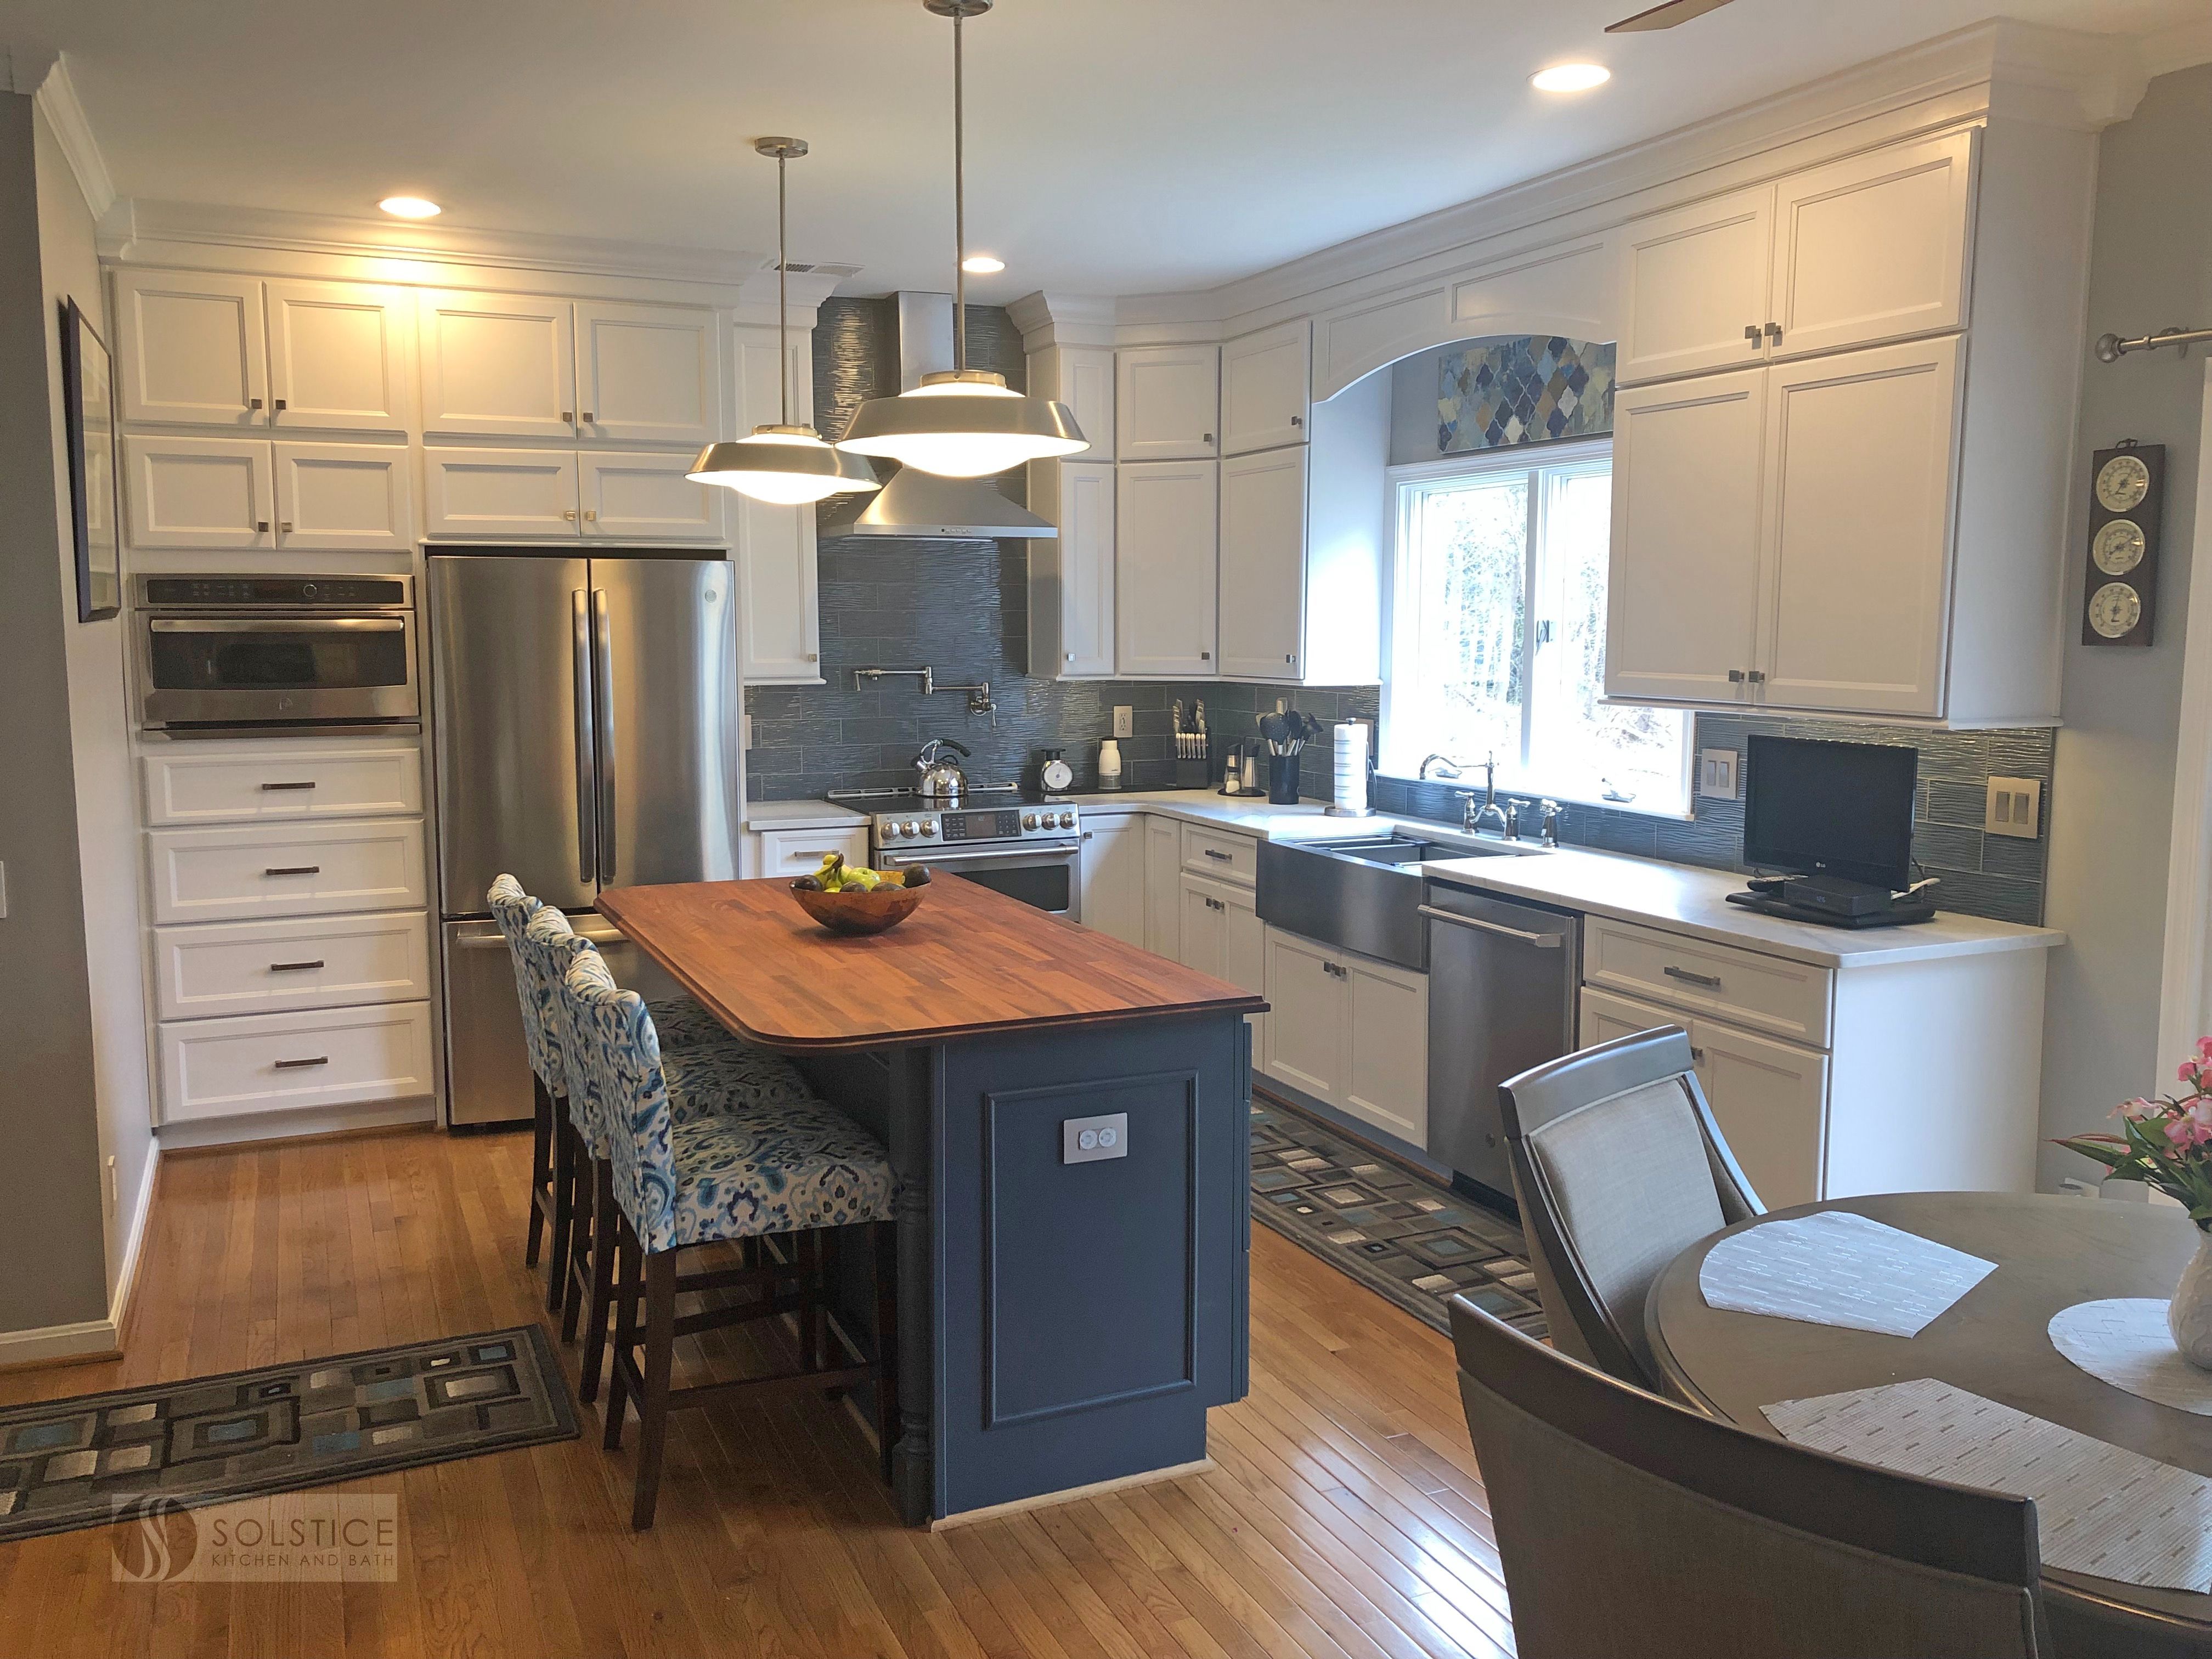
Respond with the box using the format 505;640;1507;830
0;859;8;917
1697;748;1740;802
1112;706;1134;740
1985;776;2043;839
1062;1111;1128;1165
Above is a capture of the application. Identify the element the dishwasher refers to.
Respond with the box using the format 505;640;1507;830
1421;883;1582;1203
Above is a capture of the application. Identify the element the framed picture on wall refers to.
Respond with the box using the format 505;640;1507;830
61;297;121;623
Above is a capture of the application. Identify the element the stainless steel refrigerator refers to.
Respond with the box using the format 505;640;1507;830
428;549;742;1125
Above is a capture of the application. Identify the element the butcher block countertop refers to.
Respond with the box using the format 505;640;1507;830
597;877;1267;1053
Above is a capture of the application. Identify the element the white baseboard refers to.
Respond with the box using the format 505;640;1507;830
107;1139;161;1345
0;1316;119;1369
155;1098;437;1152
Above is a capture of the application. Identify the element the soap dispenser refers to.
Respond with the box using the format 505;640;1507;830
1097;736;1124;792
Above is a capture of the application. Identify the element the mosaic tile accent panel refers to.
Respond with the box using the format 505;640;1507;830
0;1326;576;1543
1251;1096;1545;1339
1438;336;1615;453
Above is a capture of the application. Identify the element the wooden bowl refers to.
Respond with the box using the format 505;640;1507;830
790;881;926;936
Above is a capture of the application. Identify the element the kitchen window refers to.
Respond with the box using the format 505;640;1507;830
1381;439;1691;816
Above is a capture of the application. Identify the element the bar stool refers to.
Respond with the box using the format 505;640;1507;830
557;945;899;1530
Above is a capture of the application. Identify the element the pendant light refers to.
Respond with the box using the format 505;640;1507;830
836;0;1087;478
689;139;882;505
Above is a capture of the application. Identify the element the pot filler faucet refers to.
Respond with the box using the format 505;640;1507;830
1464;754;1510;839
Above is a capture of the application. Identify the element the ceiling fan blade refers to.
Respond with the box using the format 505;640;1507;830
1606;0;1735;31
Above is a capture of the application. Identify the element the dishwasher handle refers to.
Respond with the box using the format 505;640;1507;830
1418;903;1564;949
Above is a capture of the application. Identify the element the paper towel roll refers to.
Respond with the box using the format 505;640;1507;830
1329;723;1371;817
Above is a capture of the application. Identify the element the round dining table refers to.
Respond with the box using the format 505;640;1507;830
1645;1189;2212;1657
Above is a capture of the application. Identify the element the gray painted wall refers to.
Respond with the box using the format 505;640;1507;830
2038;63;2212;1192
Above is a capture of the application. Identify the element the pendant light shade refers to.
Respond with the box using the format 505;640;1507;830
690;138;881;505
836;0;1086;479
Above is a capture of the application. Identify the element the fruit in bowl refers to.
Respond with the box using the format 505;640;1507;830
791;853;929;934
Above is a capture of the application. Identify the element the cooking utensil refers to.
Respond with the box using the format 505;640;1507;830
913;736;972;804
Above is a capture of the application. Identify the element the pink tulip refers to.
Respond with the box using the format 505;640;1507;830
2196;1036;2212;1063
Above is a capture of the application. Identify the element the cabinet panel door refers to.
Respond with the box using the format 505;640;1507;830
273;441;415;551
575;302;721;444
1177;873;1231;978
421;447;580;538
112;270;267;427
125;435;274;550
1262;930;1344;1105
1691;1018;1829;1210
1615;185;1774;385
417;291;577;438
1029;460;1116;677
1221;881;1269;1071
158;1002;433;1124
1217;446;1309;681
1769;131;1973;361
1029;345;1115;462
1578;985;1683;1050
1116;460;1218;676
1117;345;1221;461
265;281;415;432
730;324;821;682
1757;338;1960;716
1143;817;1182;958
1345;955;1427;1146
1220;320;1312;456
579;450;723;541
1078;816;1146;946
1605;369;1765;703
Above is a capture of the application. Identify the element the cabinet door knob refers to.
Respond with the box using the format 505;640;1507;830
249;397;263;410
1745;325;1762;345
279;521;292;533
582;411;595;423
583;509;598;522
1746;669;1767;684
562;509;578;521
257;520;270;533
1764;323;1782;342
562;410;575;424
1290;414;1303;428
1200;650;1211;661
1690;1046;1707;1064
273;397;287;411
1203;432;1215;446
1066;651;1075;662
1727;668;1746;683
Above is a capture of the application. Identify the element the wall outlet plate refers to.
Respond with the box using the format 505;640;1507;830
1696;748;1740;802
1112;706;1134;739
1062;1111;1128;1165
1985;776;2043;839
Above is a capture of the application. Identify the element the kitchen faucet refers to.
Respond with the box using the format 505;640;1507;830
1464;754;1510;838
1418;754;1464;781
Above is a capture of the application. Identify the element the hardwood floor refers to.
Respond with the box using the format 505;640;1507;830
0;1127;1516;1659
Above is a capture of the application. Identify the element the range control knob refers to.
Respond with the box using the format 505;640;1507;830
902;820;921;838
1022;813;1039;830
919;821;938;837
1057;811;1076;829
880;823;900;841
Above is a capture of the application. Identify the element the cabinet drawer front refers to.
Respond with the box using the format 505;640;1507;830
755;826;870;878
148;819;428;924
158;1002;434;1123
155;912;432;1021
143;744;422;826
1181;825;1257;887
1583;917;1831;1047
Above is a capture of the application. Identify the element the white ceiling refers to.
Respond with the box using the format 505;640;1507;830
8;0;2207;299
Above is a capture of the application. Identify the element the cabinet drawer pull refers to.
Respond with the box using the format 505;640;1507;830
259;781;317;791
1202;848;1233;861
268;960;326;973
263;865;321;877
1664;966;1723;990
273;1056;330;1070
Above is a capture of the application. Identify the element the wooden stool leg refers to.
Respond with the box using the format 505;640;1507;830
603;1218;642;1451
578;1159;617;1401
526;1075;552;1268
799;1229;822;1374
630;1249;678;1530
872;1220;899;1488
546;1108;575;1317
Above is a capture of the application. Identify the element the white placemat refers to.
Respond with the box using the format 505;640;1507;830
2051;1298;2212;1416
1765;1376;2212;1593
1699;1210;1997;1337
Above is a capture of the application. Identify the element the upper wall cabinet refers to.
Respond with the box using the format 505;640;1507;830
579;451;723;541
1117;345;1220;461
730;321;824;683
1116;460;1218;676
112;272;268;427
1028;459;1116;679
1028;343;1116;463
1615;131;1975;386
1219;320;1311;455
264;281;416;432
575;303;722;445
124;435;274;549
270;441;416;552
417;291;579;440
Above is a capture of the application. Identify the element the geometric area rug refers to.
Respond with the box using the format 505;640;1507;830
0;1324;577;1543
1251;1094;1549;1341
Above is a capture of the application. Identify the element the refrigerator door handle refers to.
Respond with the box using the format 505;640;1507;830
592;588;617;885
571;589;598;885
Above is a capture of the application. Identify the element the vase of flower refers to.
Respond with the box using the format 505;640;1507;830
2057;1036;2212;1372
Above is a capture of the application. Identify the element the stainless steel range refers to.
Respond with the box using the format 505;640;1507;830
871;804;1082;920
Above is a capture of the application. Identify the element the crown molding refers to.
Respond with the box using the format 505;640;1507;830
32;55;115;219
2141;18;2212;80
1006;291;1118;352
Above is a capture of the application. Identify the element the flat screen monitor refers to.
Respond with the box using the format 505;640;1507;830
1741;735;1917;889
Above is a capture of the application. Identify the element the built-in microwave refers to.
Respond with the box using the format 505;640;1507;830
133;574;419;735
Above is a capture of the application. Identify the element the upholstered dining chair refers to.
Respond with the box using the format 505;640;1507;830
1498;1025;1762;1391
558;944;899;1530
1450;1297;2053;1659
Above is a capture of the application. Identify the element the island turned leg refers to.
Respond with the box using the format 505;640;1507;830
887;1045;936;1525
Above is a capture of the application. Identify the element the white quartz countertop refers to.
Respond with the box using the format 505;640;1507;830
1071;789;2064;969
743;799;870;832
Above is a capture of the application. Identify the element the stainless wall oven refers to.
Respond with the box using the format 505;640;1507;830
134;574;418;734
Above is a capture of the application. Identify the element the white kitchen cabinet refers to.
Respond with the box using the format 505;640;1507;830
112;270;268;428
753;826;871;880
1116;460;1218;676
575;302;721;445
1262;929;1346;1104
1692;1017;1829;1212
1178;870;1268;1069
1143;817;1182;957
123;434;274;550
1026;460;1116;678
1026;343;1115;463
731;321;824;683
421;446;582;538
1615;186;1775;385
579;450;724;542
1218;446;1310;681
1344;955;1427;1147
264;281;416;433
141;741;423;827
1116;345;1220;461
417;291;578;439
146;818;428;926
152;911;432;1023
1079;814;1146;946
157;1001;434;1124
1220;320;1311;456
1578;984;1678;1050
271;441;415;551
1756;336;1962;716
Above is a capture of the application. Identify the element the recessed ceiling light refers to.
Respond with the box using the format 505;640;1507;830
1531;63;1611;92
961;255;1006;274
378;196;442;219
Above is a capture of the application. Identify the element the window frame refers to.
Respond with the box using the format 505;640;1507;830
1380;438;1694;820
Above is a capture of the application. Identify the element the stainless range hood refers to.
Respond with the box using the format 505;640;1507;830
820;292;1057;540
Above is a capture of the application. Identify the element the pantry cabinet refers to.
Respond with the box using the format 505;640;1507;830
1219;320;1311;456
1217;446;1310;681
1116;460;1218;676
730;321;825;682
1614;186;1775;385
1027;460;1116;678
1117;345;1220;461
